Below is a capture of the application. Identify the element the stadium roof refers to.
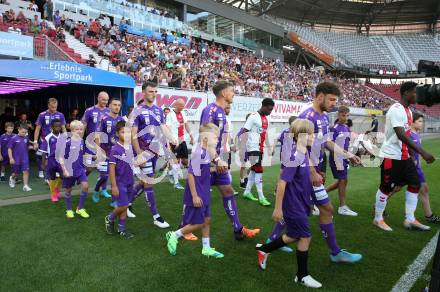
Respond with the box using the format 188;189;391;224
217;0;440;28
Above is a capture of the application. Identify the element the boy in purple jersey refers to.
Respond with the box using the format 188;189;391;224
8;123;32;191
410;113;439;224
105;121;137;239
40;119;63;203
33;98;66;179
81;91;110;171
256;119;322;289
92;98;123;204
298;82;362;263
200;80;260;240
59;120;90;219
326;106;358;217
166;123;225;258
236;113;251;189
130;81;176;229
0;122;15;181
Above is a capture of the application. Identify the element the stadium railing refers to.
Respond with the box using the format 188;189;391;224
34;35;76;62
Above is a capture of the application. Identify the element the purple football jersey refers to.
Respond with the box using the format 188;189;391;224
7;135;29;164
40;132;60;158
131;104;165;150
183;146;212;206
81;106;110;135
0;133;14;158
63;137;86;176
98;113;124;156
109;142;135;186
36;111;66;139
280;144;312;218
200;103;226;155
329;123;350;168
410;131;421;168
298;107;330;170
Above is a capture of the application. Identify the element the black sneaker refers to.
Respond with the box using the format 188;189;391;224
426;214;440;224
0;176;5;182
118;230;134;239
105;215;115;234
239;177;248;189
234;228;244;241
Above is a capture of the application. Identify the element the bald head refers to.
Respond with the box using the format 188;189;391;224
97;91;109;108
173;98;185;112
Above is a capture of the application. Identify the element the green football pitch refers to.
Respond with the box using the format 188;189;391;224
1;138;440;292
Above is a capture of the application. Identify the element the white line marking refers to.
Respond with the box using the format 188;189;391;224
390;231;439;292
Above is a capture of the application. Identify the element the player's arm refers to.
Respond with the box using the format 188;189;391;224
33;124;41;150
184;122;194;145
326;139;360;164
272;178;286;222
109;162;118;196
394;127;434;163
7;147;14;164
160;124;177;145
188;172;202;207
131;125;142;155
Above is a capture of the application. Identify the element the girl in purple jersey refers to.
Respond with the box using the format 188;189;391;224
410;113;440;224
256;119;322;289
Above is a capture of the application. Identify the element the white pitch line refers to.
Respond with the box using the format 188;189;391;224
390;231;439;292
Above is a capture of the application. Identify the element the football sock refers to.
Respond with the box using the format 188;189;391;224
202;237;210;249
257;236;286;253
64;192;72;210
319;223;341;256
118;219;126;232
0;171;4;177
222;195;242;232
374;189;388;221
94;175;107;192
144;187;158;216
77;191;88;209
296;250;309;280
244;171;255;193
405;191;418;222
48;180;55;196
268;220;286;241
255;173;264;199
109;212;116;222
172;164;180;184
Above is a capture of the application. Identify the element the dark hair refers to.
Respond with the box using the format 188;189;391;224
109;98;121;104
347;119;353;128
315;81;341;97
18;123;28;130
142;80;158;91
51;118;61;126
213;80;233;96
288;116;296;124
164;107;171;112
338;105;350;113
115;121;127;133
262;98;275;107
413;112;424;122
371;114;376;118
400;81;418;96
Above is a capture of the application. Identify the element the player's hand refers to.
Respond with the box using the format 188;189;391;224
311;171;323;186
33;142;38;151
349;155;361;165
10;158;15;165
112;185;119;197
192;195;203;208
190;136;195;145
421;150;435;164
272;208;283;222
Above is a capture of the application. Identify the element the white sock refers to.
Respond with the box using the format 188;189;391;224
1;171;4;176
374;189;388;222
245;171;255;193
174;229;183;239
202;237;210;249
405;190;418;222
240;177;245;183
172;164;180;184
153;214;161;220
255;173;264;200
228;171;232;182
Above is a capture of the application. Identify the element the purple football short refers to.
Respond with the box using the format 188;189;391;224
210;171;231;186
62;171;88;188
285;217;311;239
182;204;211;225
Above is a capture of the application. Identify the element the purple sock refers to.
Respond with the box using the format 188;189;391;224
109;212;116;222
222;195;242;232
64;192;72;210
36;155;42;171
268;220;286;241
77;191;88;210
144;187;158;216
320;223;341;256
118;218;126;232
94;175;107;192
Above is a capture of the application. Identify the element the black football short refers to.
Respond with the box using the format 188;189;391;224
380;158;420;193
171;141;189;159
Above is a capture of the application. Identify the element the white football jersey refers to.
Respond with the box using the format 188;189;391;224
243;112;269;152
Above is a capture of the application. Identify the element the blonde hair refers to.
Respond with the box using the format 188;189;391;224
199;123;220;139
69;120;83;130
289;118;314;141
